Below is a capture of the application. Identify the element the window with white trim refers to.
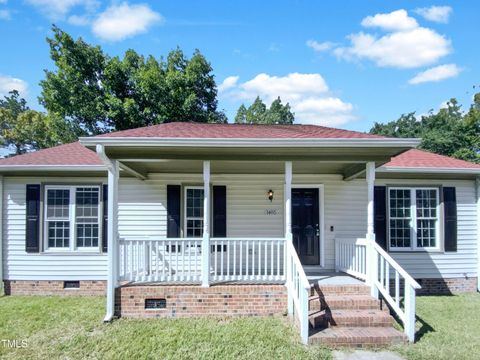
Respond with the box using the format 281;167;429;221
388;187;440;251
44;185;101;252
184;187;204;238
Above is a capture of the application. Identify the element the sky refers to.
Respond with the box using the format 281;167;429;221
0;0;478;132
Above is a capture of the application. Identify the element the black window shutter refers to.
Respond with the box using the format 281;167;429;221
443;187;457;252
25;184;41;253
374;186;387;250
213;186;227;237
102;184;108;253
167;185;181;238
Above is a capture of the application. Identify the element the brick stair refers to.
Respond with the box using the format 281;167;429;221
307;283;407;347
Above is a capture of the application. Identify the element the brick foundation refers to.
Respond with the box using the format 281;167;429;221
115;284;288;318
416;277;478;295
3;280;106;296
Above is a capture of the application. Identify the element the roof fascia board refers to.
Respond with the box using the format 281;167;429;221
79;137;421;148
379;166;480;174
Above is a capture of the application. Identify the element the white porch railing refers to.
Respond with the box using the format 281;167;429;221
334;237;421;342
210;238;285;282
286;240;310;345
371;241;421;342
334;238;367;280
119;237;203;282
119;237;286;283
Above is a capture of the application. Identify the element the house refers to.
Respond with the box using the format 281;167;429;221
0;122;479;347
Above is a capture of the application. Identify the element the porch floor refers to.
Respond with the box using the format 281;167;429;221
306;272;365;286
118;272;363;287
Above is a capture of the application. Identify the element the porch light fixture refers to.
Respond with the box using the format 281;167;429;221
267;189;274;202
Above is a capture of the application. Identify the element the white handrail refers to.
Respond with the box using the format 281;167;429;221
286;240;310;344
372;242;421;289
371;241;421;342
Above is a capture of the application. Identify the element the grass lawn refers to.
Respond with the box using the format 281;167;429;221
0;294;479;359
0;296;330;360
392;292;480;360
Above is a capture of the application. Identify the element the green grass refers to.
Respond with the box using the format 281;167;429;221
1;294;479;359
0;296;330;360
393;293;480;360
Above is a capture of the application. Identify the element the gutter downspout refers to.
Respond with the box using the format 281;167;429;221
476;177;480;292
0;175;3;296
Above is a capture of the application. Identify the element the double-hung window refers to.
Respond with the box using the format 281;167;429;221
388;187;440;251
184;187;204;238
44;185;101;252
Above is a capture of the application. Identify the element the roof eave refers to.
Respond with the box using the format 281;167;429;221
379;166;480;175
79;137;421;148
0;165;106;172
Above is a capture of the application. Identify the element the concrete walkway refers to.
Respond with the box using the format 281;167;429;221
333;350;404;360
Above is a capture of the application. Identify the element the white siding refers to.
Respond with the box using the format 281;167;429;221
3;177;108;280
376;178;478;279
2;174;478;280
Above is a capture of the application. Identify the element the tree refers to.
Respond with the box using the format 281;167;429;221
234;96;294;124
0;91;79;155
40;26;226;134
370;96;480;163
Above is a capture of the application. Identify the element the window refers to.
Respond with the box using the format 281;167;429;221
44;185;101;252
184;187;204;238
388;187;440;251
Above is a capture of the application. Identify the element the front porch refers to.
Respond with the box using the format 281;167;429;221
83;138;421;344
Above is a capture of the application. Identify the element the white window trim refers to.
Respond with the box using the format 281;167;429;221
183;186;204;239
43;185;101;253
387;187;441;252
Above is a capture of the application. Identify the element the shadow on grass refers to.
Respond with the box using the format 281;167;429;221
382;294;435;342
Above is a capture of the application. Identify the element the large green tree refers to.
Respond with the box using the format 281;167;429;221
370;96;480;163
234;96;294;124
40;26;226;134
0;91;79;155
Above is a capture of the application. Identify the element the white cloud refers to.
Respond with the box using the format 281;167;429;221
0;75;28;97
25;0;99;20
361;9;418;31
218;76;239;92
0;9;10;19
92;2;163;42
67;14;90;26
219;73;355;126
408;64;461;85
334;27;451;68
311;9;453;69
414;6;452;23
306;40;336;52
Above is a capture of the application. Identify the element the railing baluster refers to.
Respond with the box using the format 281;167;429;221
233;240;237;280
395;271;400;307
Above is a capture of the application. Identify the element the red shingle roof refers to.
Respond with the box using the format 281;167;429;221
0;123;478;171
0;142;102;166
384;149;480;169
97;122;384;139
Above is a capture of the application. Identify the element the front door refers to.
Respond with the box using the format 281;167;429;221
292;188;320;265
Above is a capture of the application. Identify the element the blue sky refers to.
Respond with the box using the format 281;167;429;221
0;0;478;132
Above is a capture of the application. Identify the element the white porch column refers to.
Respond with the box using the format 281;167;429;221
201;160;211;287
285;161;292;238
476;177;480;292
285;161;294;315
366;161;378;297
105;159;119;321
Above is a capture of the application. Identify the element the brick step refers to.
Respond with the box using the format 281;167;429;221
310;284;370;297
309;294;385;312
309;309;393;328
308;327;407;347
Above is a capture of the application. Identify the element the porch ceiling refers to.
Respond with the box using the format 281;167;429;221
119;160;352;175
101;145;407;162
